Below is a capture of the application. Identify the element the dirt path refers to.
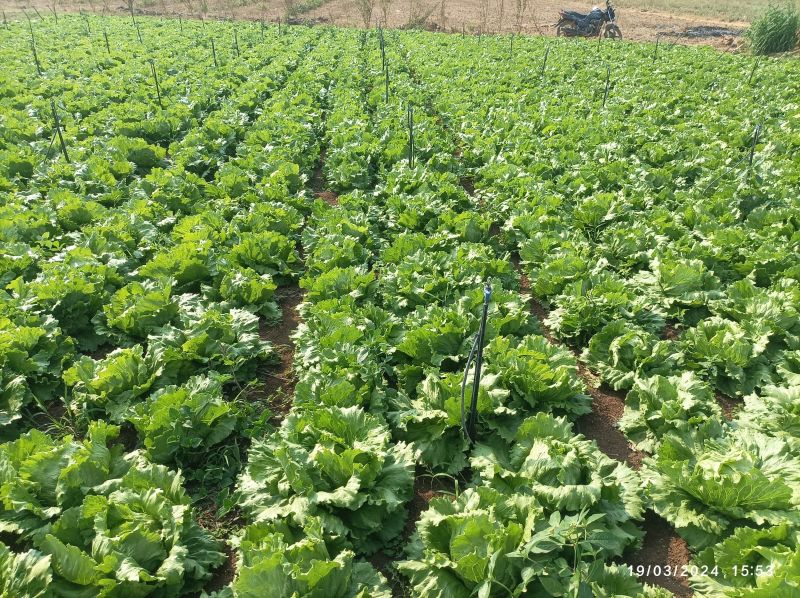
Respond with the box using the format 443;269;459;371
16;0;750;48
306;0;747;47
258;286;305;422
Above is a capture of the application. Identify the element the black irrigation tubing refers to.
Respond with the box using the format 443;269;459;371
749;123;762;167
50;100;70;163
407;103;414;168
378;26;386;72
44;129;57;162
653;33;664;63
28;19;42;76
461;282;492;446
748;57;760;86
540;46;550;79
150;60;163;109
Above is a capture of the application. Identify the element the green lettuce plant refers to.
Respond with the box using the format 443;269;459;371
619;373;723;453
0;422;224;595
238;406;415;554
642;428;800;550
228;516;391;598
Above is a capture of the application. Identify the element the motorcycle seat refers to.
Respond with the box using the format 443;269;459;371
561;10;589;19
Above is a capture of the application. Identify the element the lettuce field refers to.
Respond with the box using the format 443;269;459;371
1;13;800;597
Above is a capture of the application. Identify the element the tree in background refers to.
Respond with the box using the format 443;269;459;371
514;0;529;33
438;0;447;30
497;0;505;32
379;0;392;25
479;0;489;33
356;0;376;27
406;0;436;29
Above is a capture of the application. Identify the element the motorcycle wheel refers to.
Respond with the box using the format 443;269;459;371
603;24;622;39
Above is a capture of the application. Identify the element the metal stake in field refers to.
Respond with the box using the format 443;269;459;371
748;58;760;86
103;29;110;54
407;104;414;168
50;100;70;163
260;20;264;41
149;60;163;109
378;27;386;71
234;28;240;57
653;35;660;63
135;20;143;43
749;123;762;168
602;65;611;108
540;46;550;79
384;65;389;102
29;20;42;76
179;16;183;33
461;282;492;445
211;38;218;67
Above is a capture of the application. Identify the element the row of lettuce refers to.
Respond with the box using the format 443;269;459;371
0;18;348;595
219;31;673;597
401;30;800;595
2;17;799;597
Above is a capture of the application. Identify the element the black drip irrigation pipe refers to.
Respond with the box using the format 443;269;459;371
461;281;492;446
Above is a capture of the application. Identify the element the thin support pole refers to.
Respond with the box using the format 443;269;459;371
50;100;70;163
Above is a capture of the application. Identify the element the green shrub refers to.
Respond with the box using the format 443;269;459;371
747;3;800;55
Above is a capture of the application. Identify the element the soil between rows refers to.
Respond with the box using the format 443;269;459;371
259;285;306;422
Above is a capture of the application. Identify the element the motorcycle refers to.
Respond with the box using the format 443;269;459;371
556;1;622;39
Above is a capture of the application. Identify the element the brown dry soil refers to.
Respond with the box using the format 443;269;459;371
624;511;693;596
370;469;460;596
259;285;305;422
716;391;741;420
311;146;341;206
202;542;238;594
309;0;747;49
16;0;748;48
